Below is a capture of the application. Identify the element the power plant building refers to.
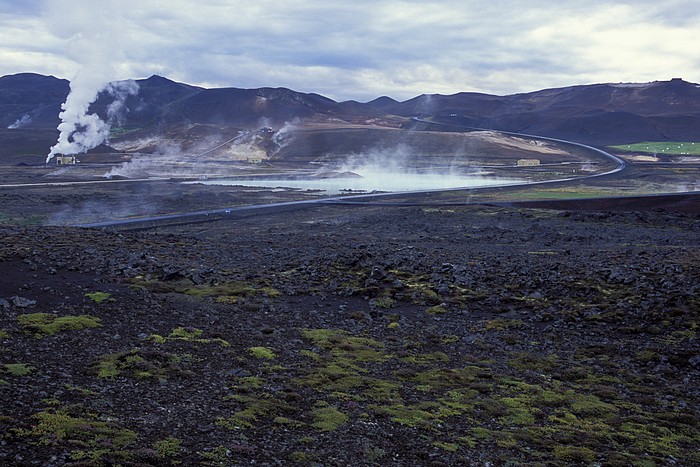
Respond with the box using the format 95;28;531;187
517;159;540;166
55;155;78;165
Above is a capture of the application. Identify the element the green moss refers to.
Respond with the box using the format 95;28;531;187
12;405;137;457
425;305;447;315
16;313;102;337
64;384;99;396
2;363;35;376
84;292;115;304
348;311;367;320
290;451;314;463
153;436;182;458
89;349;192;380
371;403;437;430
299;329;390;365
217;400;275;429
273;416;305;427
553;445;595;463
199;445;236;465
248;346;276;360
170;327;203;339
231;376;264;392
310;406;348;431
299;349;320;361
395;366;477;390
508;352;558;371
570;393;617;418
300;328;385;351
365;446;387;461
294;328;401;402
371;297;396;309
147;327;230;347
433;441;459;451
147;334;166;344
498;397;537;425
474;319;525;331
472;426;495;439
217;392;297;430
178;281;281;300
401;351;450;365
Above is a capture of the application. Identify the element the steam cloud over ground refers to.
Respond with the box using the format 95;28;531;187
44;0;137;163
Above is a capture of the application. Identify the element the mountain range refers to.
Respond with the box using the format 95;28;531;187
1;73;699;158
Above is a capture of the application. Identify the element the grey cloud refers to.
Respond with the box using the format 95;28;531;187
1;0;699;101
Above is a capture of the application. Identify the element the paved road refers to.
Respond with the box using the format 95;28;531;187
0;177;175;188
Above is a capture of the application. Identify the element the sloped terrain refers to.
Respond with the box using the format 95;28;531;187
0;73;68;130
2;73;699;164
1;204;698;465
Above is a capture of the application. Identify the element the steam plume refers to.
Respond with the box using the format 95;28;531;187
46;78;138;163
8;114;31;129
44;0;136;163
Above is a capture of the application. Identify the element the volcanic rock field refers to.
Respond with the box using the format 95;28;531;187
1;199;698;465
1;73;699;465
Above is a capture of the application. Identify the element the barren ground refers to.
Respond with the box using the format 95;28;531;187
0;129;699;466
1;177;699;466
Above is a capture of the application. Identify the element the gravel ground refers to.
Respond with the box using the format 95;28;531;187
1;202;698;466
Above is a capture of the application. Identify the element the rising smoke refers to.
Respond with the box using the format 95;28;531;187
44;0;137;163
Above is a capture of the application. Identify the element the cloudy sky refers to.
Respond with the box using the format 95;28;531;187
1;0;699;101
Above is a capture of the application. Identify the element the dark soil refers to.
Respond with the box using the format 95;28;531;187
1;202;699;466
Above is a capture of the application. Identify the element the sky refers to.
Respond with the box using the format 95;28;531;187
1;0;699;102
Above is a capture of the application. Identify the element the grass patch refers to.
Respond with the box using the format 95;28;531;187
610;141;700;155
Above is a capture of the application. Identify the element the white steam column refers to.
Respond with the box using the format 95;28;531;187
46;80;138;164
44;0;138;164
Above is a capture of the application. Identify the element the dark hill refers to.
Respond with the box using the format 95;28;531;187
365;96;400;111
157;86;385;127
91;75;202;128
1;74;699;155
0;73;68;129
391;79;700;145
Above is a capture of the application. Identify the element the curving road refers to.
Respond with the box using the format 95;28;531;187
74;124;628;229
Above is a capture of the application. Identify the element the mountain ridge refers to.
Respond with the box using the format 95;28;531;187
1;73;699;148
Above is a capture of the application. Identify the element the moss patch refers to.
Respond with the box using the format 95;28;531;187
16;313;102;338
11;404;138;463
2;363;36;376
84;292;115;304
310;406;348;431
